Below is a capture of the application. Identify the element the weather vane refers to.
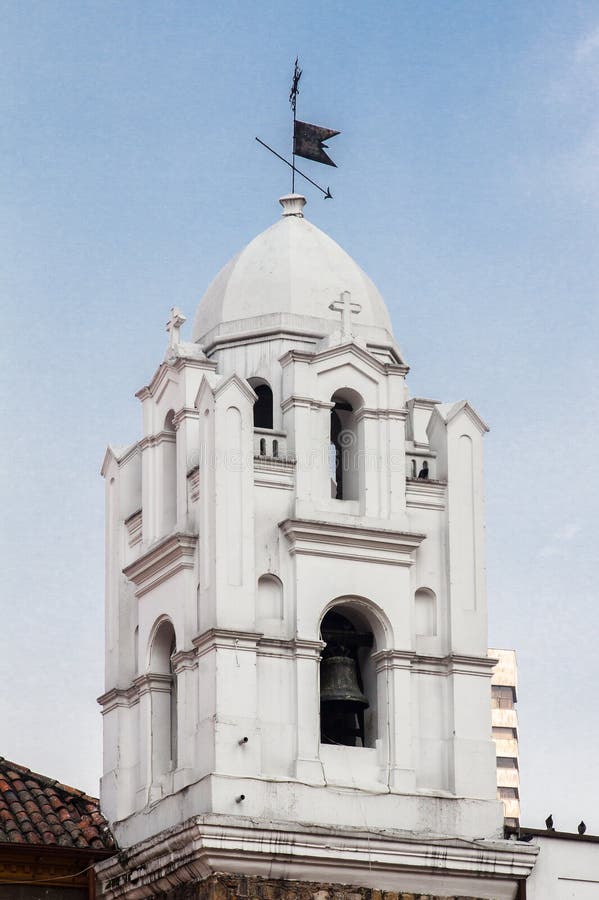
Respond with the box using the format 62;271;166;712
256;58;340;200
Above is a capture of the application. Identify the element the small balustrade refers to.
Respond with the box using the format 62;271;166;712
253;428;287;460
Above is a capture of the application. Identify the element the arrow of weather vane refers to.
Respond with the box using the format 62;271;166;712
256;58;340;199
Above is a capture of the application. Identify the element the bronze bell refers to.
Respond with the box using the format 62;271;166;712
320;653;369;711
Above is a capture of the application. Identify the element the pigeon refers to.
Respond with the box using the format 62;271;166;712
578;821;586;835
519;832;535;843
545;814;554;830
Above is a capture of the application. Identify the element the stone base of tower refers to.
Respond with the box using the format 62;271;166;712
95;816;537;900
147;872;506;900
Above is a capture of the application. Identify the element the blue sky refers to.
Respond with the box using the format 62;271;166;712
1;1;598;831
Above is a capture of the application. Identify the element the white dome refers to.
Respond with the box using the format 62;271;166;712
192;195;393;343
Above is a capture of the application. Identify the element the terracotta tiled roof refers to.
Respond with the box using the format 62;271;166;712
0;757;115;850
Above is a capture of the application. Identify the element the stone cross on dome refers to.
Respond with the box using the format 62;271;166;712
329;290;362;339
166;307;186;348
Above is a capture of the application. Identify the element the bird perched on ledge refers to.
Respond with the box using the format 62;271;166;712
545;814;554;830
578;821;586;835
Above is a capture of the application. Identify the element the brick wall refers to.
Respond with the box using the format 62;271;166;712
162;872;487;900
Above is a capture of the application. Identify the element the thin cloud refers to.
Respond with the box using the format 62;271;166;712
576;25;599;60
537;522;581;559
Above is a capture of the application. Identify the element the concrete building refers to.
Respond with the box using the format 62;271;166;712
96;194;537;899
520;829;599;898
490;648;521;828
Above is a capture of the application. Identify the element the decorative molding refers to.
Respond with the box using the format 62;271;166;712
187;466;200;502
97;684;139;713
192;629;262;659
406;479;446;510
372;649;416;672
431;400;490;435
136;357;217;402
254;457;295;491
101;441;139;477
355;406;407;422
96;815;538;900
125;509;143;547
410;653;498;678
138;430;176;451
123;532;197;598
280;394;334;413
280;518;425;567
171;649;198;674
173;407;200;429
213;373;257;404
256;636;325;660
205;327;322;356
133;673;173;697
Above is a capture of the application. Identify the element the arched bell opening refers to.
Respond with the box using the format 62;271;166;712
319;608;376;748
148;618;178;776
329;389;363;501
248;378;274;430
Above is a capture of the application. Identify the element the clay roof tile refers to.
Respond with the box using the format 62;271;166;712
0;757;114;851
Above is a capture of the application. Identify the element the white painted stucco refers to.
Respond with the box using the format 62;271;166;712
525;834;599;899
99;194;530;897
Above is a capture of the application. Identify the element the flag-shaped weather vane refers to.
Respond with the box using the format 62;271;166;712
256;58;340;199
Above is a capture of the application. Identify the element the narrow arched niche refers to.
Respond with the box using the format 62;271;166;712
329;389;363;501
257;573;283;620
148;619;178;775
415;588;437;637
319;605;376;748
248;378;273;430
162;410;177;534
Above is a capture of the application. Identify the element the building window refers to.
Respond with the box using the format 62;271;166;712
491;686;515;709
249;380;273;429
319;609;374;747
148;619;178;777
329;391;361;501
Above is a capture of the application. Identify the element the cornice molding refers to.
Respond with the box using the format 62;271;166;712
280;395;334;413
406;479;446;510
256;636;325;660
172;407;199;429
213;373;257;405
133;673;173;696
123;532;198;597
280;518;425;567
355;406;407;423
137;357;217;403
138;430;176;451
96;815;537;900
310;339;388;375
192;629;262;659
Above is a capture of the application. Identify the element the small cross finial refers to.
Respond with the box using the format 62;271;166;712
166;307;186;348
328;290;362;339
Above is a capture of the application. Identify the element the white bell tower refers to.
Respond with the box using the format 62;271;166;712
97;195;536;900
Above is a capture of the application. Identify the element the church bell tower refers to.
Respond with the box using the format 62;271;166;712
97;195;536;899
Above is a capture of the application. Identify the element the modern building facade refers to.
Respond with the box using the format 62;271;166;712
490;648;521;828
96;194;537;899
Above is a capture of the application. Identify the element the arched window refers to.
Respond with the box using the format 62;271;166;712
319;609;375;747
162;410;177;533
329;391;361;500
148;619;178;777
249;379;274;429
